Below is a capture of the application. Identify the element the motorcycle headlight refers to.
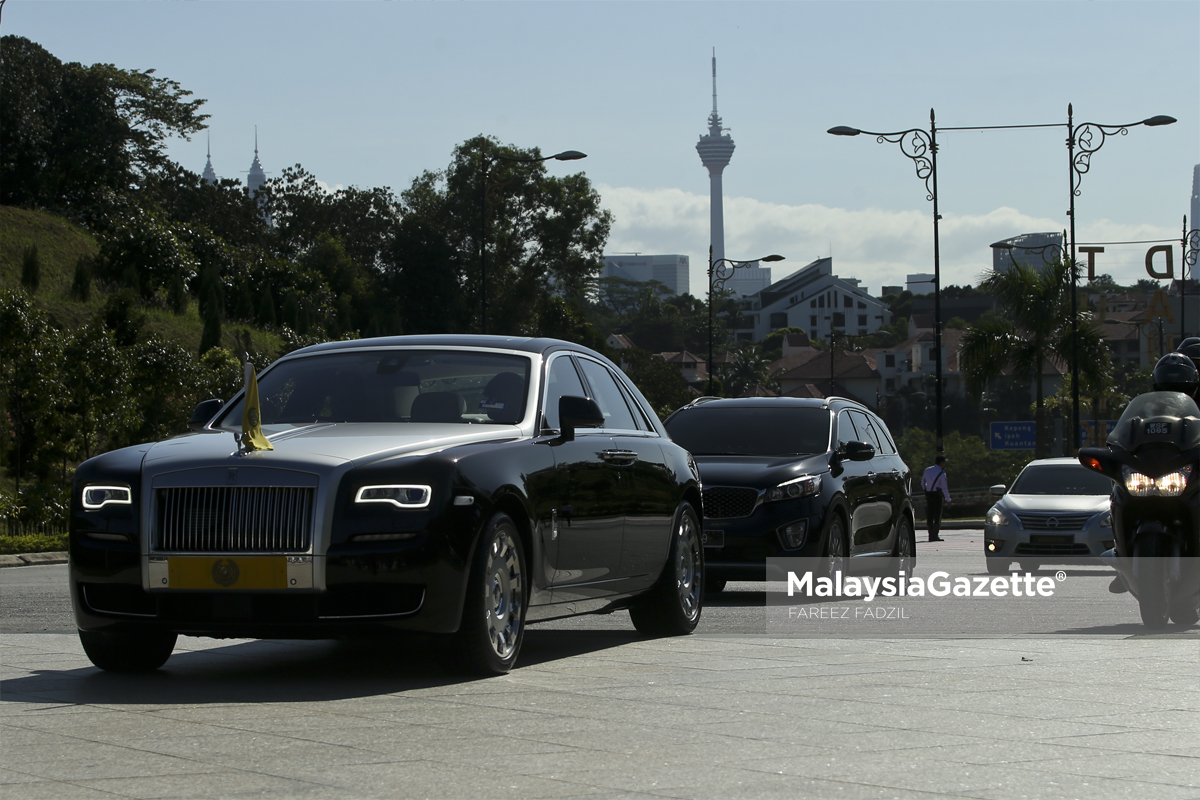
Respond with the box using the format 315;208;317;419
766;474;821;503
986;505;1009;527
1122;466;1192;497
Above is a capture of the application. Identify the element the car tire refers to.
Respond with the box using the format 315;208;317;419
823;511;848;585
985;557;1011;576
892;515;916;574
1169;601;1200;627
630;501;703;637
704;578;728;595
79;629;176;672
447;513;527;675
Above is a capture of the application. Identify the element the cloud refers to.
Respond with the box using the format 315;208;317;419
598;185;1182;296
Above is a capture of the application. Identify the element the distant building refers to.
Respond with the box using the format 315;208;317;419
991;232;1064;274
906;274;935;295
737;258;891;342
720;261;773;299
201;134;217;185
602;255;690;296
881;285;903;297
696;51;735;271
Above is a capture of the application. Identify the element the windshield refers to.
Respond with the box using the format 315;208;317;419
1010;464;1113;495
216;349;531;428
665;406;831;456
1108;391;1200;450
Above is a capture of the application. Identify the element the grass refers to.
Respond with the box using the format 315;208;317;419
0;204;284;355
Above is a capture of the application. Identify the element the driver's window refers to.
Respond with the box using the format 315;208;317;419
543;356;586;430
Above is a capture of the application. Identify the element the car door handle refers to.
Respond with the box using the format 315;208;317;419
867;471;876;483
599;449;638;465
891;469;901;479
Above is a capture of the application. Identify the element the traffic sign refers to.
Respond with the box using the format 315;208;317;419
990;421;1036;450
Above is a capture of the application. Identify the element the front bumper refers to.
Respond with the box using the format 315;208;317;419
69;534;471;638
701;497;824;579
983;520;1112;564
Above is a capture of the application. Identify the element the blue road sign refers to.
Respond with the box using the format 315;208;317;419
1079;420;1117;447
990;421;1037;450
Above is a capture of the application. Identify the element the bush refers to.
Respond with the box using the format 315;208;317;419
0;532;67;555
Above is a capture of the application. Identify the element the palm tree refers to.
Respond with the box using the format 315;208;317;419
716;344;780;398
959;260;1111;458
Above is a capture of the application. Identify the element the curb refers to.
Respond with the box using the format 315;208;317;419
914;521;984;530
0;551;68;568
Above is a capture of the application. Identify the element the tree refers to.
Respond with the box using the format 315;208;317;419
392;136;611;335
959;260;1112;458
0;35;208;216
716;344;780;398
618;348;694;418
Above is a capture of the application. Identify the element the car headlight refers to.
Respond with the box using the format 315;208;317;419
1098;510;1112;528
82;485;132;510
986;505;1009;527
766;474;821;503
355;485;432;508
1123;466;1192;498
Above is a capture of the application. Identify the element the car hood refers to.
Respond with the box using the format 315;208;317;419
993;493;1110;515
692;453;829;489
142;422;520;473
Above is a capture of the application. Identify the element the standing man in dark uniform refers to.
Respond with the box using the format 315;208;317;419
921;455;950;542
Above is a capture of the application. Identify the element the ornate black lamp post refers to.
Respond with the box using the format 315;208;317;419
707;247;784;396
1183;216;1200;340
829;110;945;453
479;147;587;334
1065;106;1175;450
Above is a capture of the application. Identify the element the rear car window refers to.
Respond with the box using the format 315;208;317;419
666;407;831;456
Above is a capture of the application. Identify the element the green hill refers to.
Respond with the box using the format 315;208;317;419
0;205;282;354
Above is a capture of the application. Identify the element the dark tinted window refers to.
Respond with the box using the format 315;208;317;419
216;350;530;427
666;407;831;456
578;358;638;431
1010;465;1113;496
847;411;882;453
543;355;586;430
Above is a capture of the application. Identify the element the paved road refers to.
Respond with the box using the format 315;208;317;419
3;530;1199;799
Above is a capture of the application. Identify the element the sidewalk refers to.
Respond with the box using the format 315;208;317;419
0;551;67;568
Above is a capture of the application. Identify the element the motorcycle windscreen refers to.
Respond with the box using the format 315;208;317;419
1109;391;1200;451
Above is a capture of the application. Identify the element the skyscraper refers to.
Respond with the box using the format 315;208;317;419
201;133;217;185
247;127;267;197
696;52;735;269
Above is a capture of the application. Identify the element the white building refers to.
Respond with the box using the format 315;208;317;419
720;261;773;299
736;258;891;342
602;255;690;296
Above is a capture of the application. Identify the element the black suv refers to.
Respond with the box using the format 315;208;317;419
664;397;914;591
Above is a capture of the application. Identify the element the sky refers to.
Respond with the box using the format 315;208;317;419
7;1;1199;298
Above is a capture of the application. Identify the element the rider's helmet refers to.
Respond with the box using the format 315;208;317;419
1152;352;1199;394
1176;337;1200;374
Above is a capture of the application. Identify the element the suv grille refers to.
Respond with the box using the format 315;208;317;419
155;487;315;553
703;487;760;519
1015;513;1091;531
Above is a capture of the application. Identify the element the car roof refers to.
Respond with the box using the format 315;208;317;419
1022;458;1085;468
289;334;599;358
673;396;863;411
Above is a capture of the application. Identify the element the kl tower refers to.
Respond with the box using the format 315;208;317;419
696;51;735;268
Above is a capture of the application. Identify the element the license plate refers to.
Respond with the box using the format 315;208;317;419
165;556;288;590
1144;421;1172;435
702;530;725;548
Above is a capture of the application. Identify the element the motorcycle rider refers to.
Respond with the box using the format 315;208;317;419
1108;352;1200;594
1175;337;1200;401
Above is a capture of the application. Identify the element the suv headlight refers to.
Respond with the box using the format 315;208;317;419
986;505;1009;527
766;474;821;503
355;485;432;508
82;485;132;510
1122;466;1192;497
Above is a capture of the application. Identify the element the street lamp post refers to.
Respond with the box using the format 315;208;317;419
830;109;944;453
478;146;587;335
1104;316;1166;363
1183;216;1200;340
1065;105;1175;450
707;247;784;396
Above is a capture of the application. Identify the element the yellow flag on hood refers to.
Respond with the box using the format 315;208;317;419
241;361;273;451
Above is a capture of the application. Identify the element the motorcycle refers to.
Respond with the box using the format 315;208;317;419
1078;391;1200;629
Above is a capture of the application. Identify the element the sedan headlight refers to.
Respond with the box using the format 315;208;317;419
355;485;432;508
766;474;821;503
1098;510;1112;528
82;485;132;510
986;505;1009;527
1122;466;1192;498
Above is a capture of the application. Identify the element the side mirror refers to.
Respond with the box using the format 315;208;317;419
189;398;224;432
558;396;604;441
989;484;1006;497
1079;447;1121;481
844;441;875;462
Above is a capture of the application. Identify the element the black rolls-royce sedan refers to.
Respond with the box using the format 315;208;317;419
70;336;704;674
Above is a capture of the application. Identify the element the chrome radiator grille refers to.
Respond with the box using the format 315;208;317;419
1015;513;1091;532
155;487;315;553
